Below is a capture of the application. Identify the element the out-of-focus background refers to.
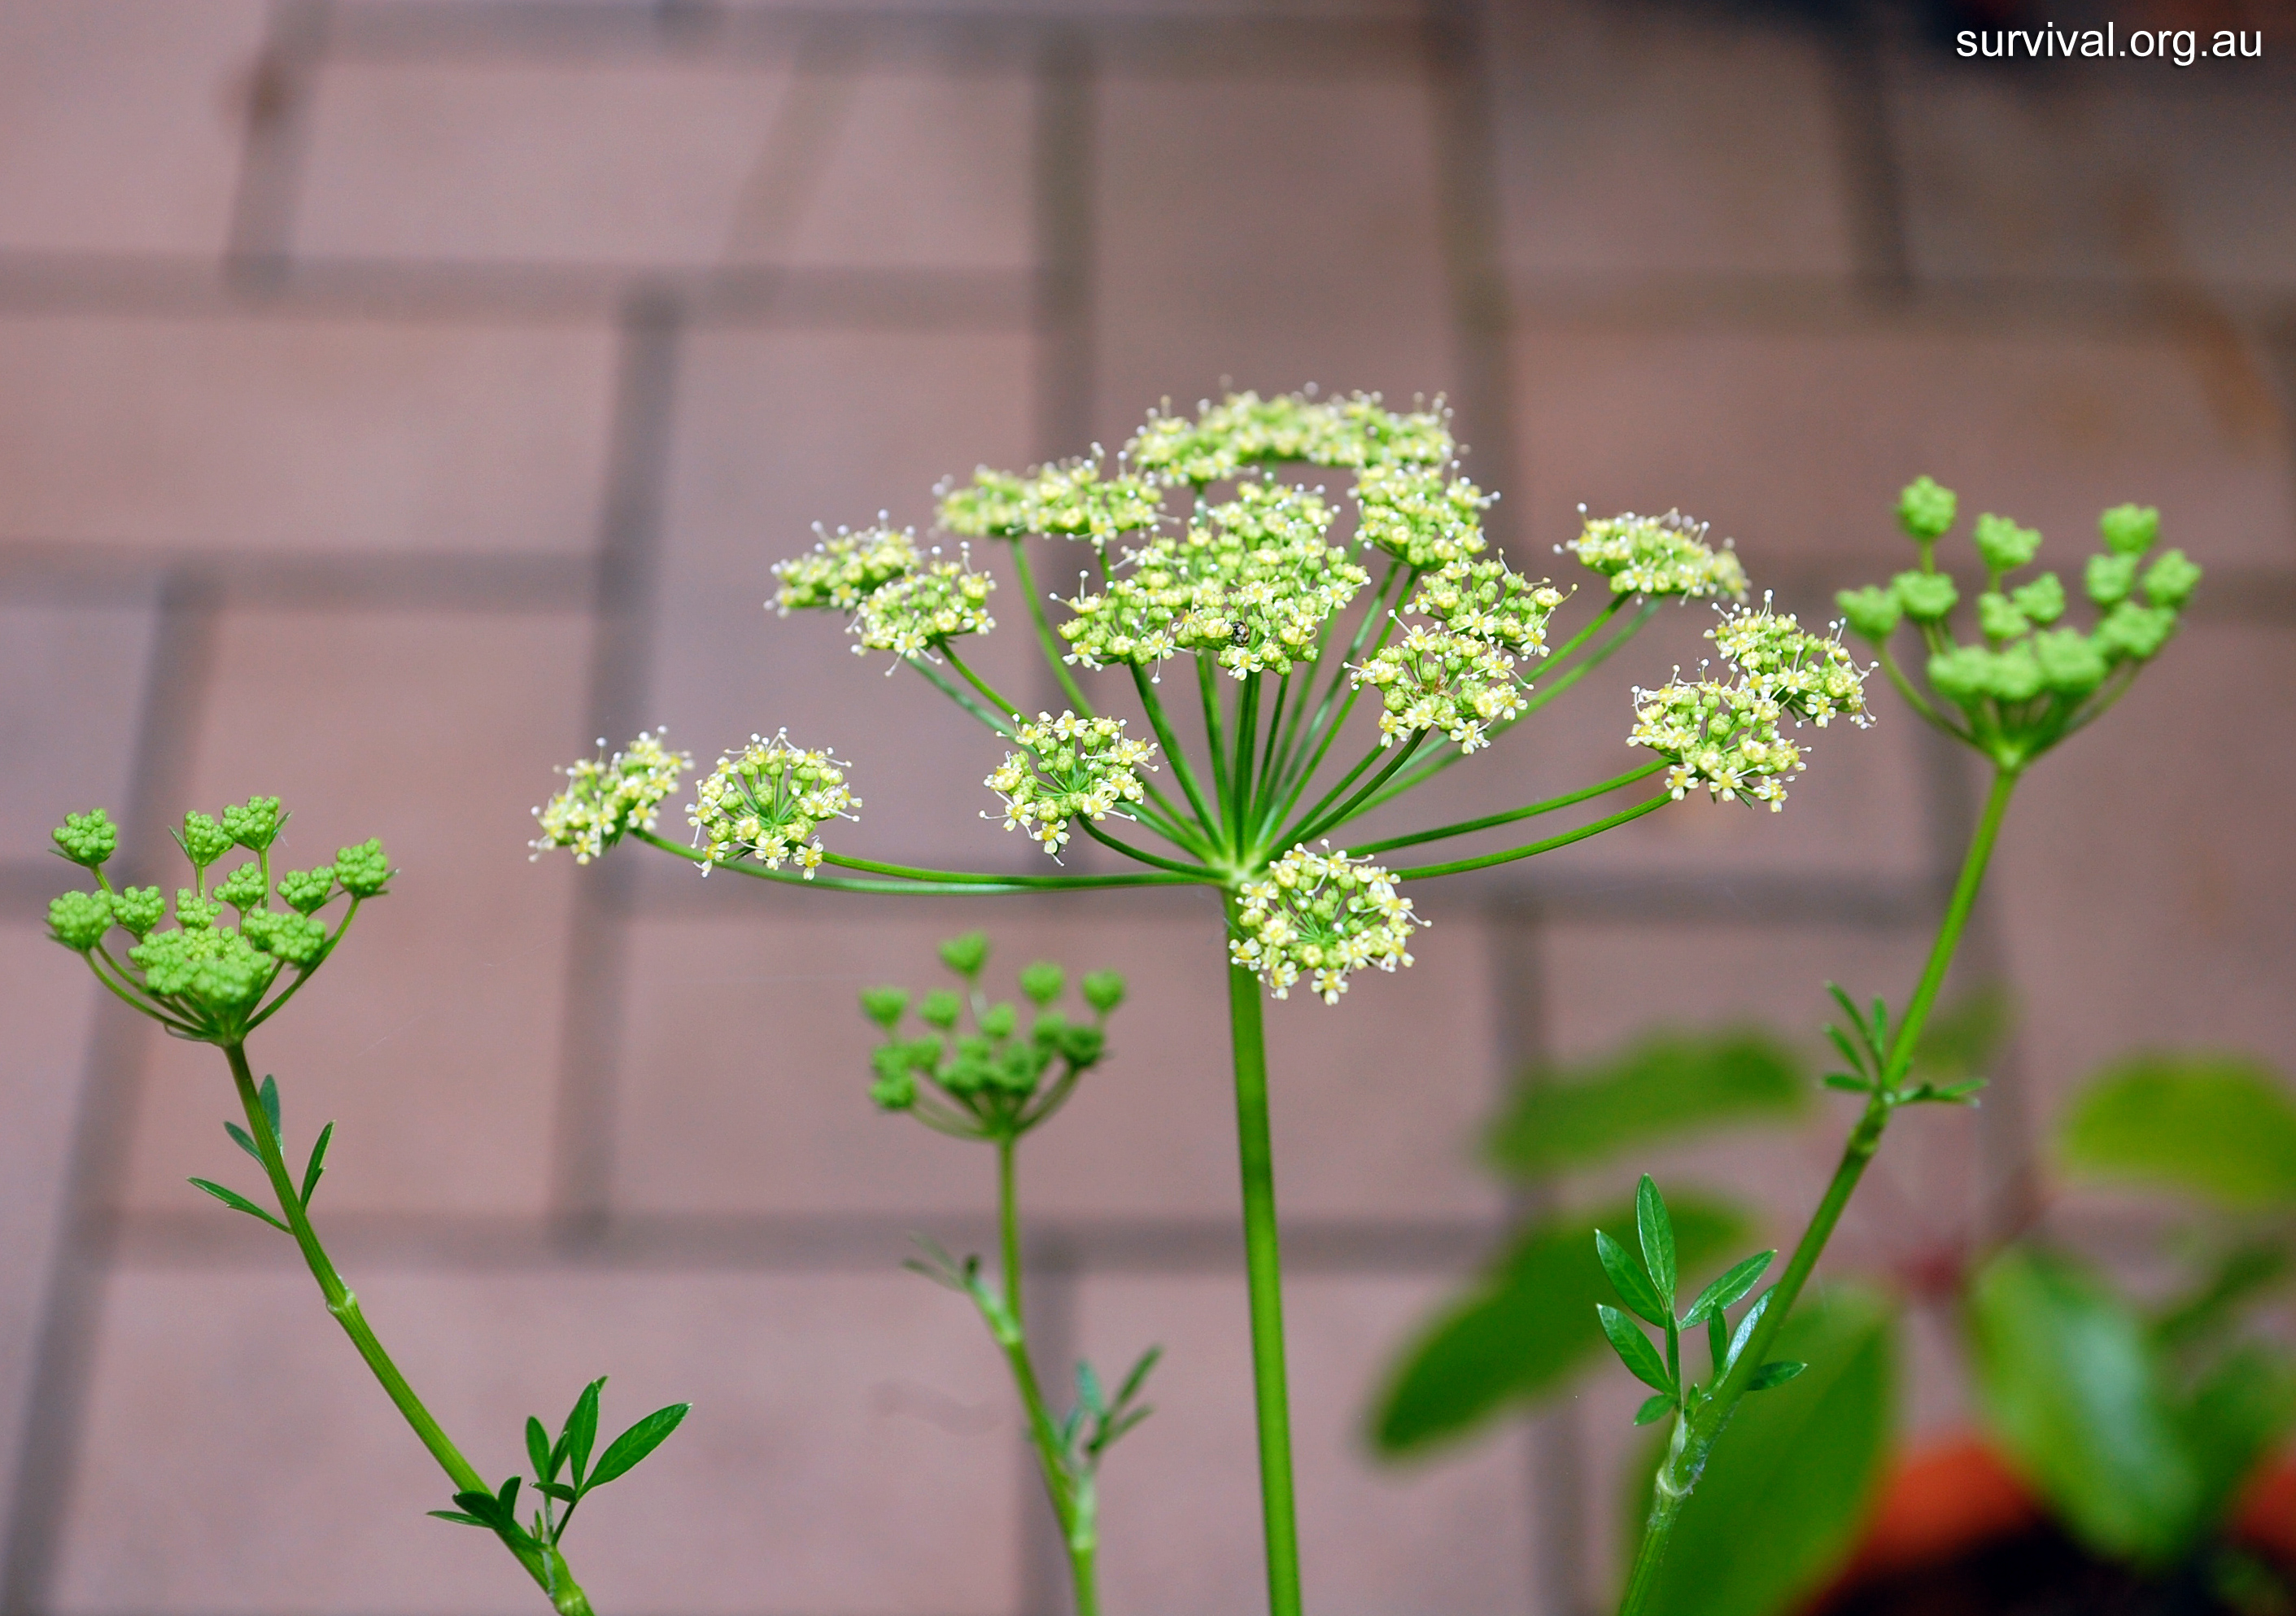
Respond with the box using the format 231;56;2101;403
2;1;2292;1612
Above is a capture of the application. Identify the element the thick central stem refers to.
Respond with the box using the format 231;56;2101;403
1224;896;1304;1616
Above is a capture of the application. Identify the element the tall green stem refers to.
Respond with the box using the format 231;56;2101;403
222;1045;593;1615
998;1136;1024;1326
1224;897;1303;1616
1614;765;2020;1616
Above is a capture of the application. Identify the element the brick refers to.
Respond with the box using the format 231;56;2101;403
0;925;101;1537
52;1269;1019;1614
644;327;1047;878
1085;1273;1535;1616
1991;619;2296;1115
112;607;590;1217
0;0;267;256
0;316;618;555
1512;325;2296;571
1493;0;1856;276
0;592;159;857
1888;59;2296;288
1093;73;1459;448
612;898;1504;1221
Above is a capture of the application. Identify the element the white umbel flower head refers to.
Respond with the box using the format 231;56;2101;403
772;524;920;614
984;711;1160;856
1627;677;1805;810
1229;843;1423;1004
689;732;860;876
1570;509;1748;601
1708;597;1874;728
1353;465;1491;568
853;546;995;660
530;730;690;863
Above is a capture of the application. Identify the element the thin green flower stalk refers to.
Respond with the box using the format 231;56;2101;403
537;387;1874;1616
47;800;688;1616
863;933;1154;1616
1603;478;2202;1616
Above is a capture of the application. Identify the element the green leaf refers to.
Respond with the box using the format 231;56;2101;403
1485;1031;1805;1180
526;1417;552;1483
2178;1344;2296;1539
1821;1072;1870;1094
1599;1304;1672;1394
451;1489;509;1530
259;1075;282;1143
187;1178;289;1233
538;1482;578;1505
1595;1229;1667;1326
564;1379;603;1488
2154;1243;2293;1352
299;1122;333;1208
1633;1393;1674;1427
224;1121;261;1163
428;1510;492;1528
1910;982;2012;1087
1683;1251;1773;1326
1725;1289;1771;1374
1367;1195;1747;1457
584;1403;691;1491
1076;1361;1106;1417
2058;1054;2296;1209
1967;1247;2202;1566
1748;1360;1806;1391
1115;1345;1162;1410
1626;1287;1897;1616
1635;1177;1676;1307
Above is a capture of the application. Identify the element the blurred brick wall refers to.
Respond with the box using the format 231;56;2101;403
0;2;2290;1614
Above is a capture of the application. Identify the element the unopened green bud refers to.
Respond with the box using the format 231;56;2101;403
1018;962;1065;1006
175;890;222;930
334;840;390;898
48;890;112;952
919;989;962;1030
1892;570;1959;622
937;931;990;978
1971;513;2040;575
2097;601;2176;663
1926;646;1991;707
980;1002;1019;1040
1050;1021;1107;1067
220;796;284;852
2141;548;2201;609
2097;503;2159;556
214;863;268;914
277;868;334;915
51;809;118;870
869;1071;917;1111
1835;586;1901;642
2085;552;2137;607
1977;592;2029;642
2009;573;2066;625
113;886;164;937
1897;476;1958;540
1983;645;2043;703
176;811;234;870
2033;629;2108;696
242;908;327;967
1081;970;1127;1015
859;986;910;1029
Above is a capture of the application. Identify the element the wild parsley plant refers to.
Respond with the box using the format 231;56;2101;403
45;801;686;1614
534;389;1876;1616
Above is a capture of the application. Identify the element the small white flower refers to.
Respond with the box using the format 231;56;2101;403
1228;843;1424;1004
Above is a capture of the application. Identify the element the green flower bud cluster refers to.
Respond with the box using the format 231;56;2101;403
1626;679;1805;811
1705;601;1873;729
937;457;1163;545
1059;479;1369;677
1123;390;1453;487
1837;478;2199;770
859;932;1126;1137
771;524;922;614
45;801;382;1042
687;732;858;878
530;730;691;865
852;548;995;659
1351;464;1491;569
984;711;1159;857
1569;509;1750;601
1230;843;1421;1004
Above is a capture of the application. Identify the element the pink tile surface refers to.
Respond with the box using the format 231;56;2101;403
112;607;590;1217
0;0;268;256
0;594;159;853
1086;1273;1537;1616
611;898;1504;1221
54;1269;1020;1615
0;316;619;555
